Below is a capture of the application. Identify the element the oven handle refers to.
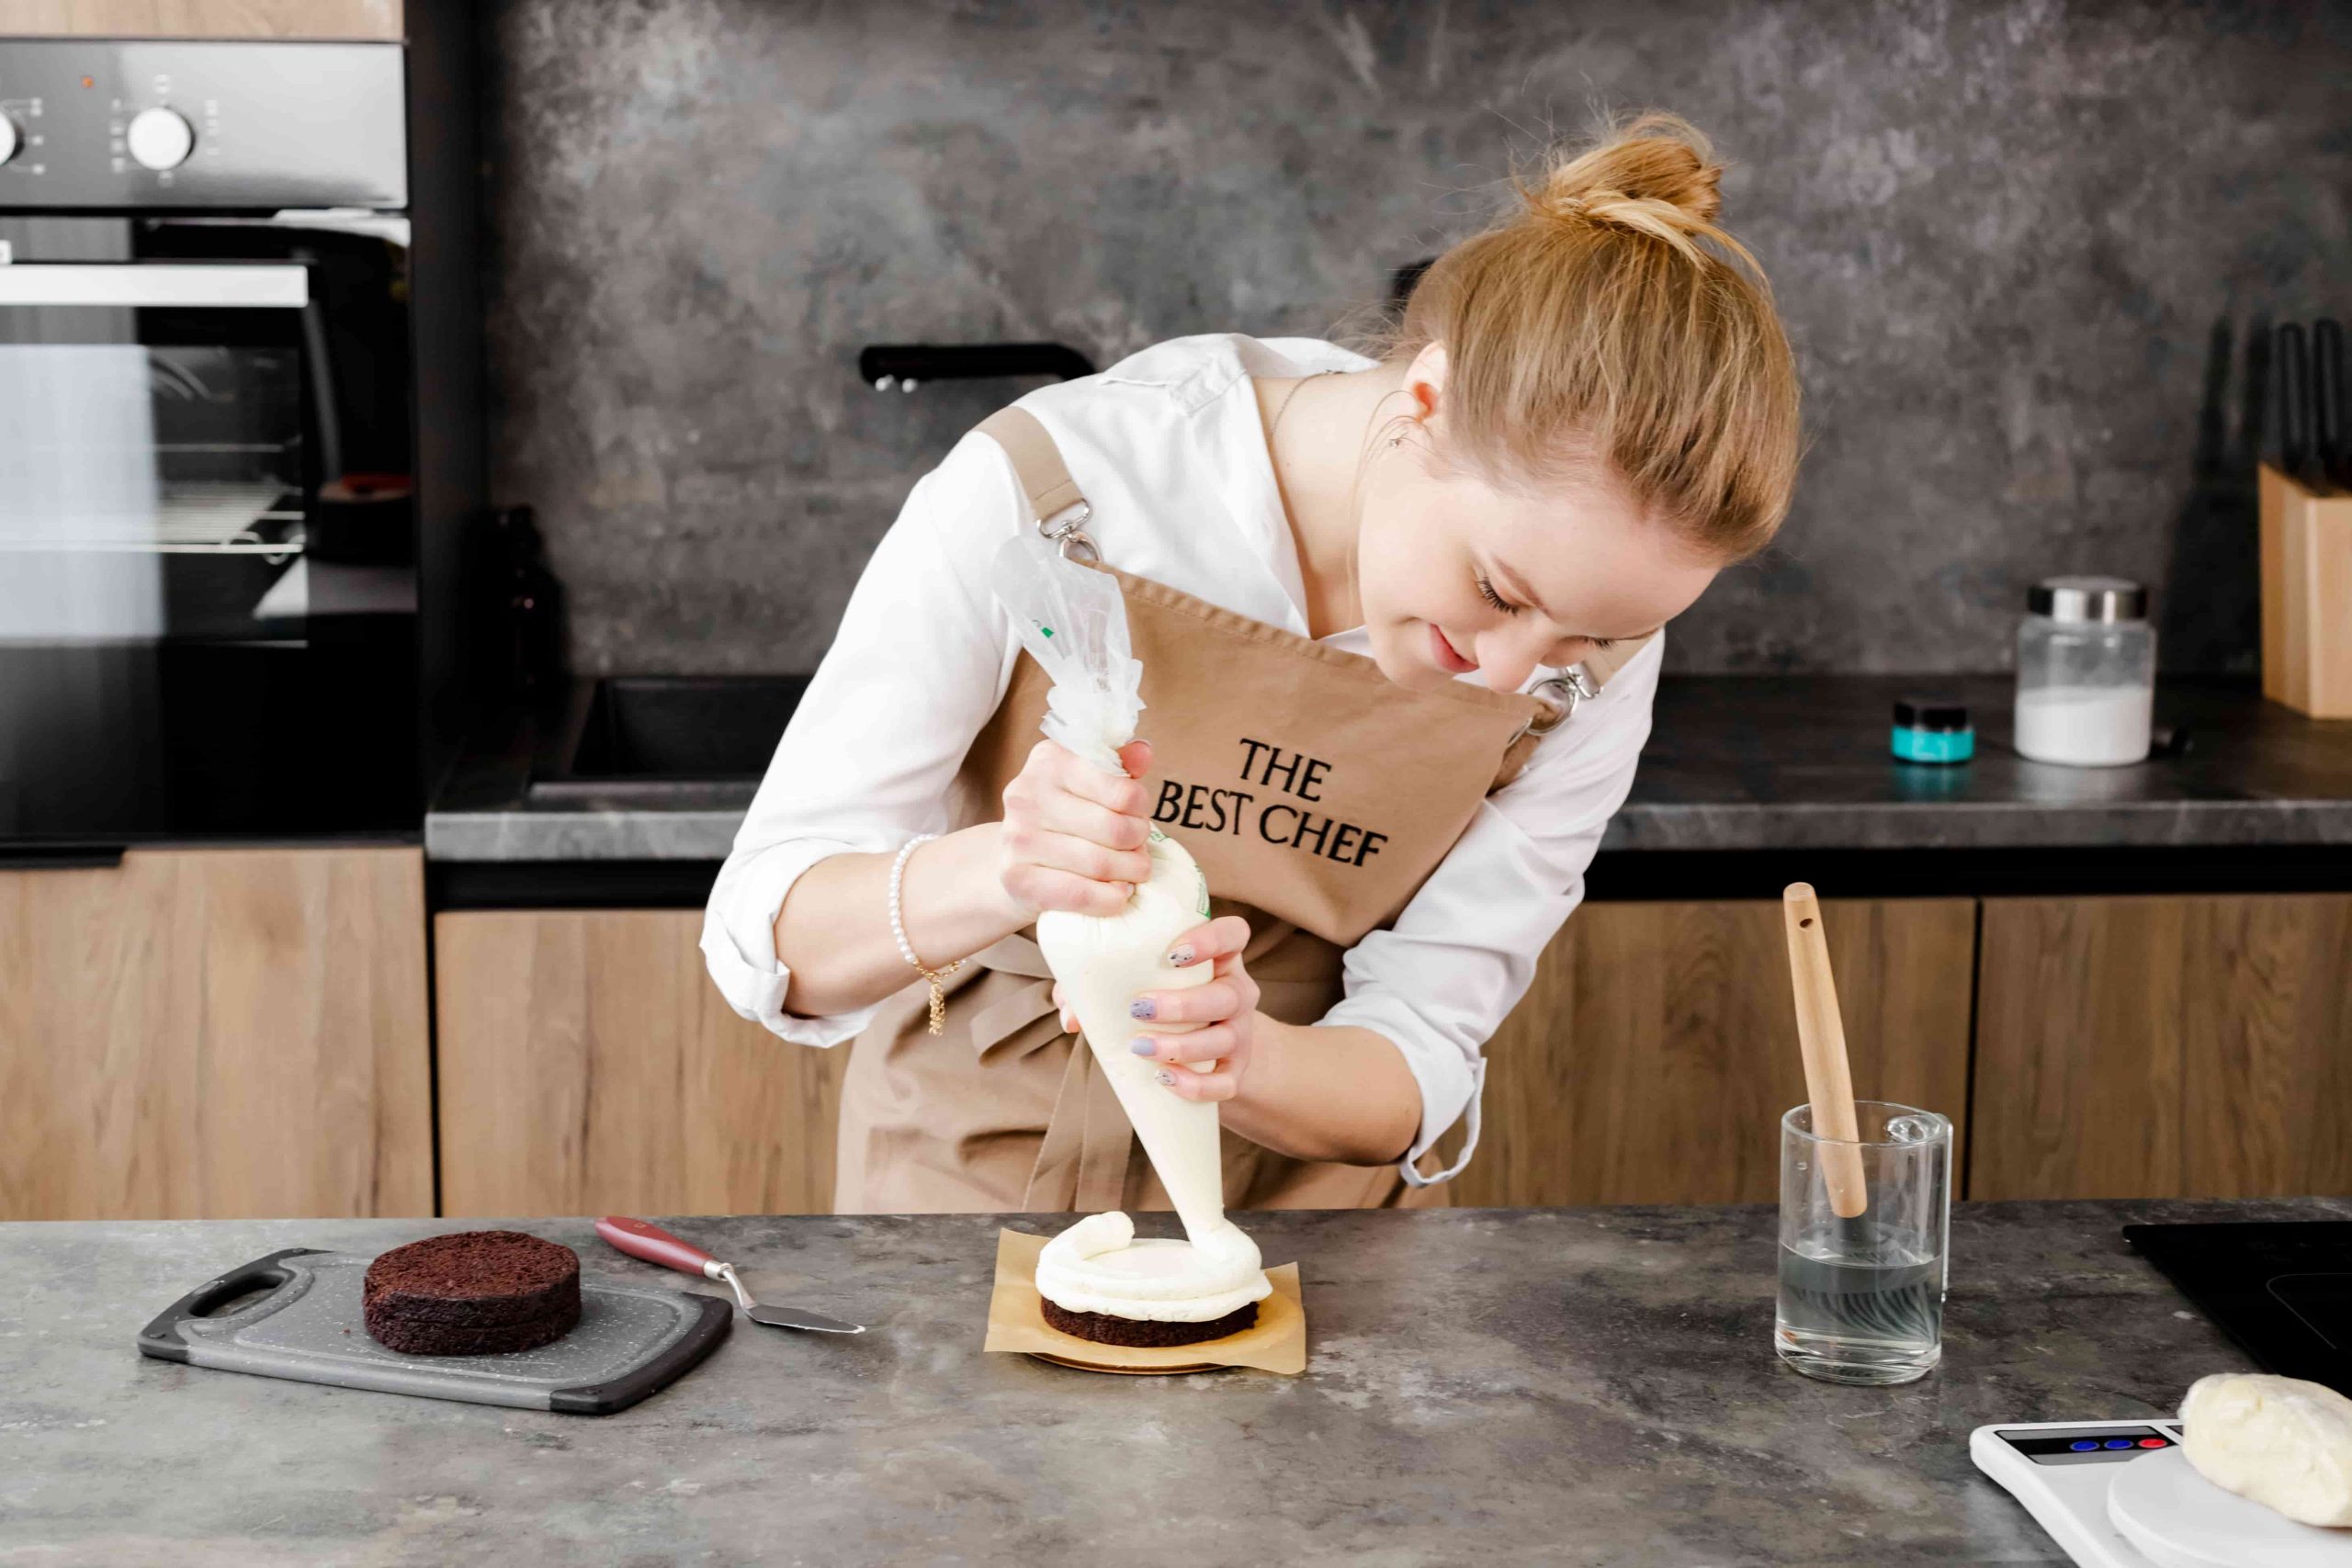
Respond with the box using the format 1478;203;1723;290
0;264;309;309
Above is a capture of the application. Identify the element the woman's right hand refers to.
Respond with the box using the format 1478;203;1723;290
995;738;1156;919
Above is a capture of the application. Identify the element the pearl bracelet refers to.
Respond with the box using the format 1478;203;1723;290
888;833;963;1036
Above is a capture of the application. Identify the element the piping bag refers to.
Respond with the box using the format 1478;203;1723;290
989;534;1234;1249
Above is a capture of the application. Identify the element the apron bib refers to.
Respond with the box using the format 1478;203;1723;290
833;406;1645;1215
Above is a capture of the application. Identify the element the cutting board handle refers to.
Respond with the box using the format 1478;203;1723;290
136;1247;322;1363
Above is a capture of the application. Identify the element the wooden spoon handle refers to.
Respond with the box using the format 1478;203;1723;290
1783;884;1869;1218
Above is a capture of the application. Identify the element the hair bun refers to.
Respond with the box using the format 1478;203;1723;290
1386;107;1797;564
1526;111;1725;254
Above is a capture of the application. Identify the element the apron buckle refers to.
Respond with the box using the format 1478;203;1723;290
1038;502;1101;565
1514;669;1598;743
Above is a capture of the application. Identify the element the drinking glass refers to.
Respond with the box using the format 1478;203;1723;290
1776;1100;1951;1385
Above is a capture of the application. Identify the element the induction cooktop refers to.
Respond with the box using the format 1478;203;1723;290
2123;1221;2352;1396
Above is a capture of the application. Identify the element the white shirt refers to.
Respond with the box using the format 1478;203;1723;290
703;333;1661;1186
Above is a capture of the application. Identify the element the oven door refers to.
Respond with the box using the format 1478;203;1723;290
0;218;418;849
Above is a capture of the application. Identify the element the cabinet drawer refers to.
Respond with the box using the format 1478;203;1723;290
1452;897;1976;1207
0;846;431;1220
1972;894;2352;1200
435;909;844;1217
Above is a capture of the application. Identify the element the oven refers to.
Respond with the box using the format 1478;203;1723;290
0;38;439;852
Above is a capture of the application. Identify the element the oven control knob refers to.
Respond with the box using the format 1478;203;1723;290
126;107;195;172
0;115;19;167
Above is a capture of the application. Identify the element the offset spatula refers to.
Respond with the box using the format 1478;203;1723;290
595;1216;864;1334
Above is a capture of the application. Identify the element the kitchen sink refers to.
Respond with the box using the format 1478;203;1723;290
528;675;808;798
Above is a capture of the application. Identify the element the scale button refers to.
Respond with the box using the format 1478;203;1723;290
2070;1440;2101;1451
2137;1437;2168;1449
2103;1438;2136;1450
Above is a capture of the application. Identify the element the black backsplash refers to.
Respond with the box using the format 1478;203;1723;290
481;0;2352;676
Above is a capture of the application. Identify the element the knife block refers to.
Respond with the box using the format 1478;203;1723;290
2259;463;2352;718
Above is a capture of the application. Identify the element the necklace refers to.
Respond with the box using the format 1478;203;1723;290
1266;369;1352;634
1268;367;1336;447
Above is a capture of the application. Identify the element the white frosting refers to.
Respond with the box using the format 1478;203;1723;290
1033;829;1272;1323
2180;1372;2352;1528
1035;1213;1272;1323
1036;828;1223;1240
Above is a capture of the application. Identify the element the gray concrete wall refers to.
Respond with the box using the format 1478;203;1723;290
481;0;2352;675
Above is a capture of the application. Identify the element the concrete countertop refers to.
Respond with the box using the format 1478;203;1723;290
6;1197;2342;1564
1619;674;2352;850
425;675;2352;863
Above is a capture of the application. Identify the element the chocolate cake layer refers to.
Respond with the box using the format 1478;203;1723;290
361;1303;577;1358
1041;1298;1258;1348
363;1231;581;1356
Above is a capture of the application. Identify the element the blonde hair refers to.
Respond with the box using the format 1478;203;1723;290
1389;111;1802;560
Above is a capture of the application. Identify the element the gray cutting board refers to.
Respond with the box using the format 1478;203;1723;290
138;1247;730;1414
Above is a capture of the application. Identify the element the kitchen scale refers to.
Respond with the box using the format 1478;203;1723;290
1973;1221;2352;1566
1972;1418;2352;1566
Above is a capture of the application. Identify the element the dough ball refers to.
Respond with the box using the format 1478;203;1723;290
2179;1372;2352;1529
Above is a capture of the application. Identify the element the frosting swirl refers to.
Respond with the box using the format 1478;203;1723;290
1035;1213;1272;1324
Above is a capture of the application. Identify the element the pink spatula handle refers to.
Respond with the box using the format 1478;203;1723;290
596;1215;719;1277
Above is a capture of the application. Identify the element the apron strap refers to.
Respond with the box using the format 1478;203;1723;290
1023;1043;1135;1216
1499;628;1657;780
957;931;1134;1214
1580;634;1652;690
977;407;1089;524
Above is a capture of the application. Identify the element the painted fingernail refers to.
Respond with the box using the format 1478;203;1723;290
1165;944;1194;966
1128;1037;1158;1057
1128;998;1156;1020
1155;1070;1176;1088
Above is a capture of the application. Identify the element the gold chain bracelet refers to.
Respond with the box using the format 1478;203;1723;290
888;834;962;1035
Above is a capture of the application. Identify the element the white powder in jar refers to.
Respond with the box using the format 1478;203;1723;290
2014;685;2153;766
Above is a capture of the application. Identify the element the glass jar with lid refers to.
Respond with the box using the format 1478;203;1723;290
2013;577;2155;766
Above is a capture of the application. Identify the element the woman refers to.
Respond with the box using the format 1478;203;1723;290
704;112;1800;1215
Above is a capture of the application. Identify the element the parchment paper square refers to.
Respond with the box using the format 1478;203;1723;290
982;1227;1306;1375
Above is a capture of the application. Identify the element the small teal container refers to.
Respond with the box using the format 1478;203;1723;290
1892;697;1973;764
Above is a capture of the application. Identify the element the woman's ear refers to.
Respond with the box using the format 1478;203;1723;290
1404;341;1449;424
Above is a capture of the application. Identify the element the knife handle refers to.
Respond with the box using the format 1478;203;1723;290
2315;319;2346;490
596;1215;721;1279
2279;322;2312;478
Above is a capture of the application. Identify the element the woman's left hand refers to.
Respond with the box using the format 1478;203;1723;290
1051;914;1260;1103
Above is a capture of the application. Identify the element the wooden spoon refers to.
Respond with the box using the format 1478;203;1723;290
1782;884;1868;1218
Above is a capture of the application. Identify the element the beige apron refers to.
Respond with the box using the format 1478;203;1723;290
834;407;1645;1214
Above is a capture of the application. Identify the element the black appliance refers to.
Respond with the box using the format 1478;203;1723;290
0;28;480;855
856;342;1095;392
1389;257;1435;313
2125;1221;2352;1396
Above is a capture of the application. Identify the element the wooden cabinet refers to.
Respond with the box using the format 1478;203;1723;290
0;846;432;1220
0;1;401;37
423;893;2352;1213
1972;895;2352;1201
435;910;846;1218
1448;898;1978;1207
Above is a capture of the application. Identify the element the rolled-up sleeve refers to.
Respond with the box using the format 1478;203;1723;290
701;434;1026;1046
1317;634;1662;1184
